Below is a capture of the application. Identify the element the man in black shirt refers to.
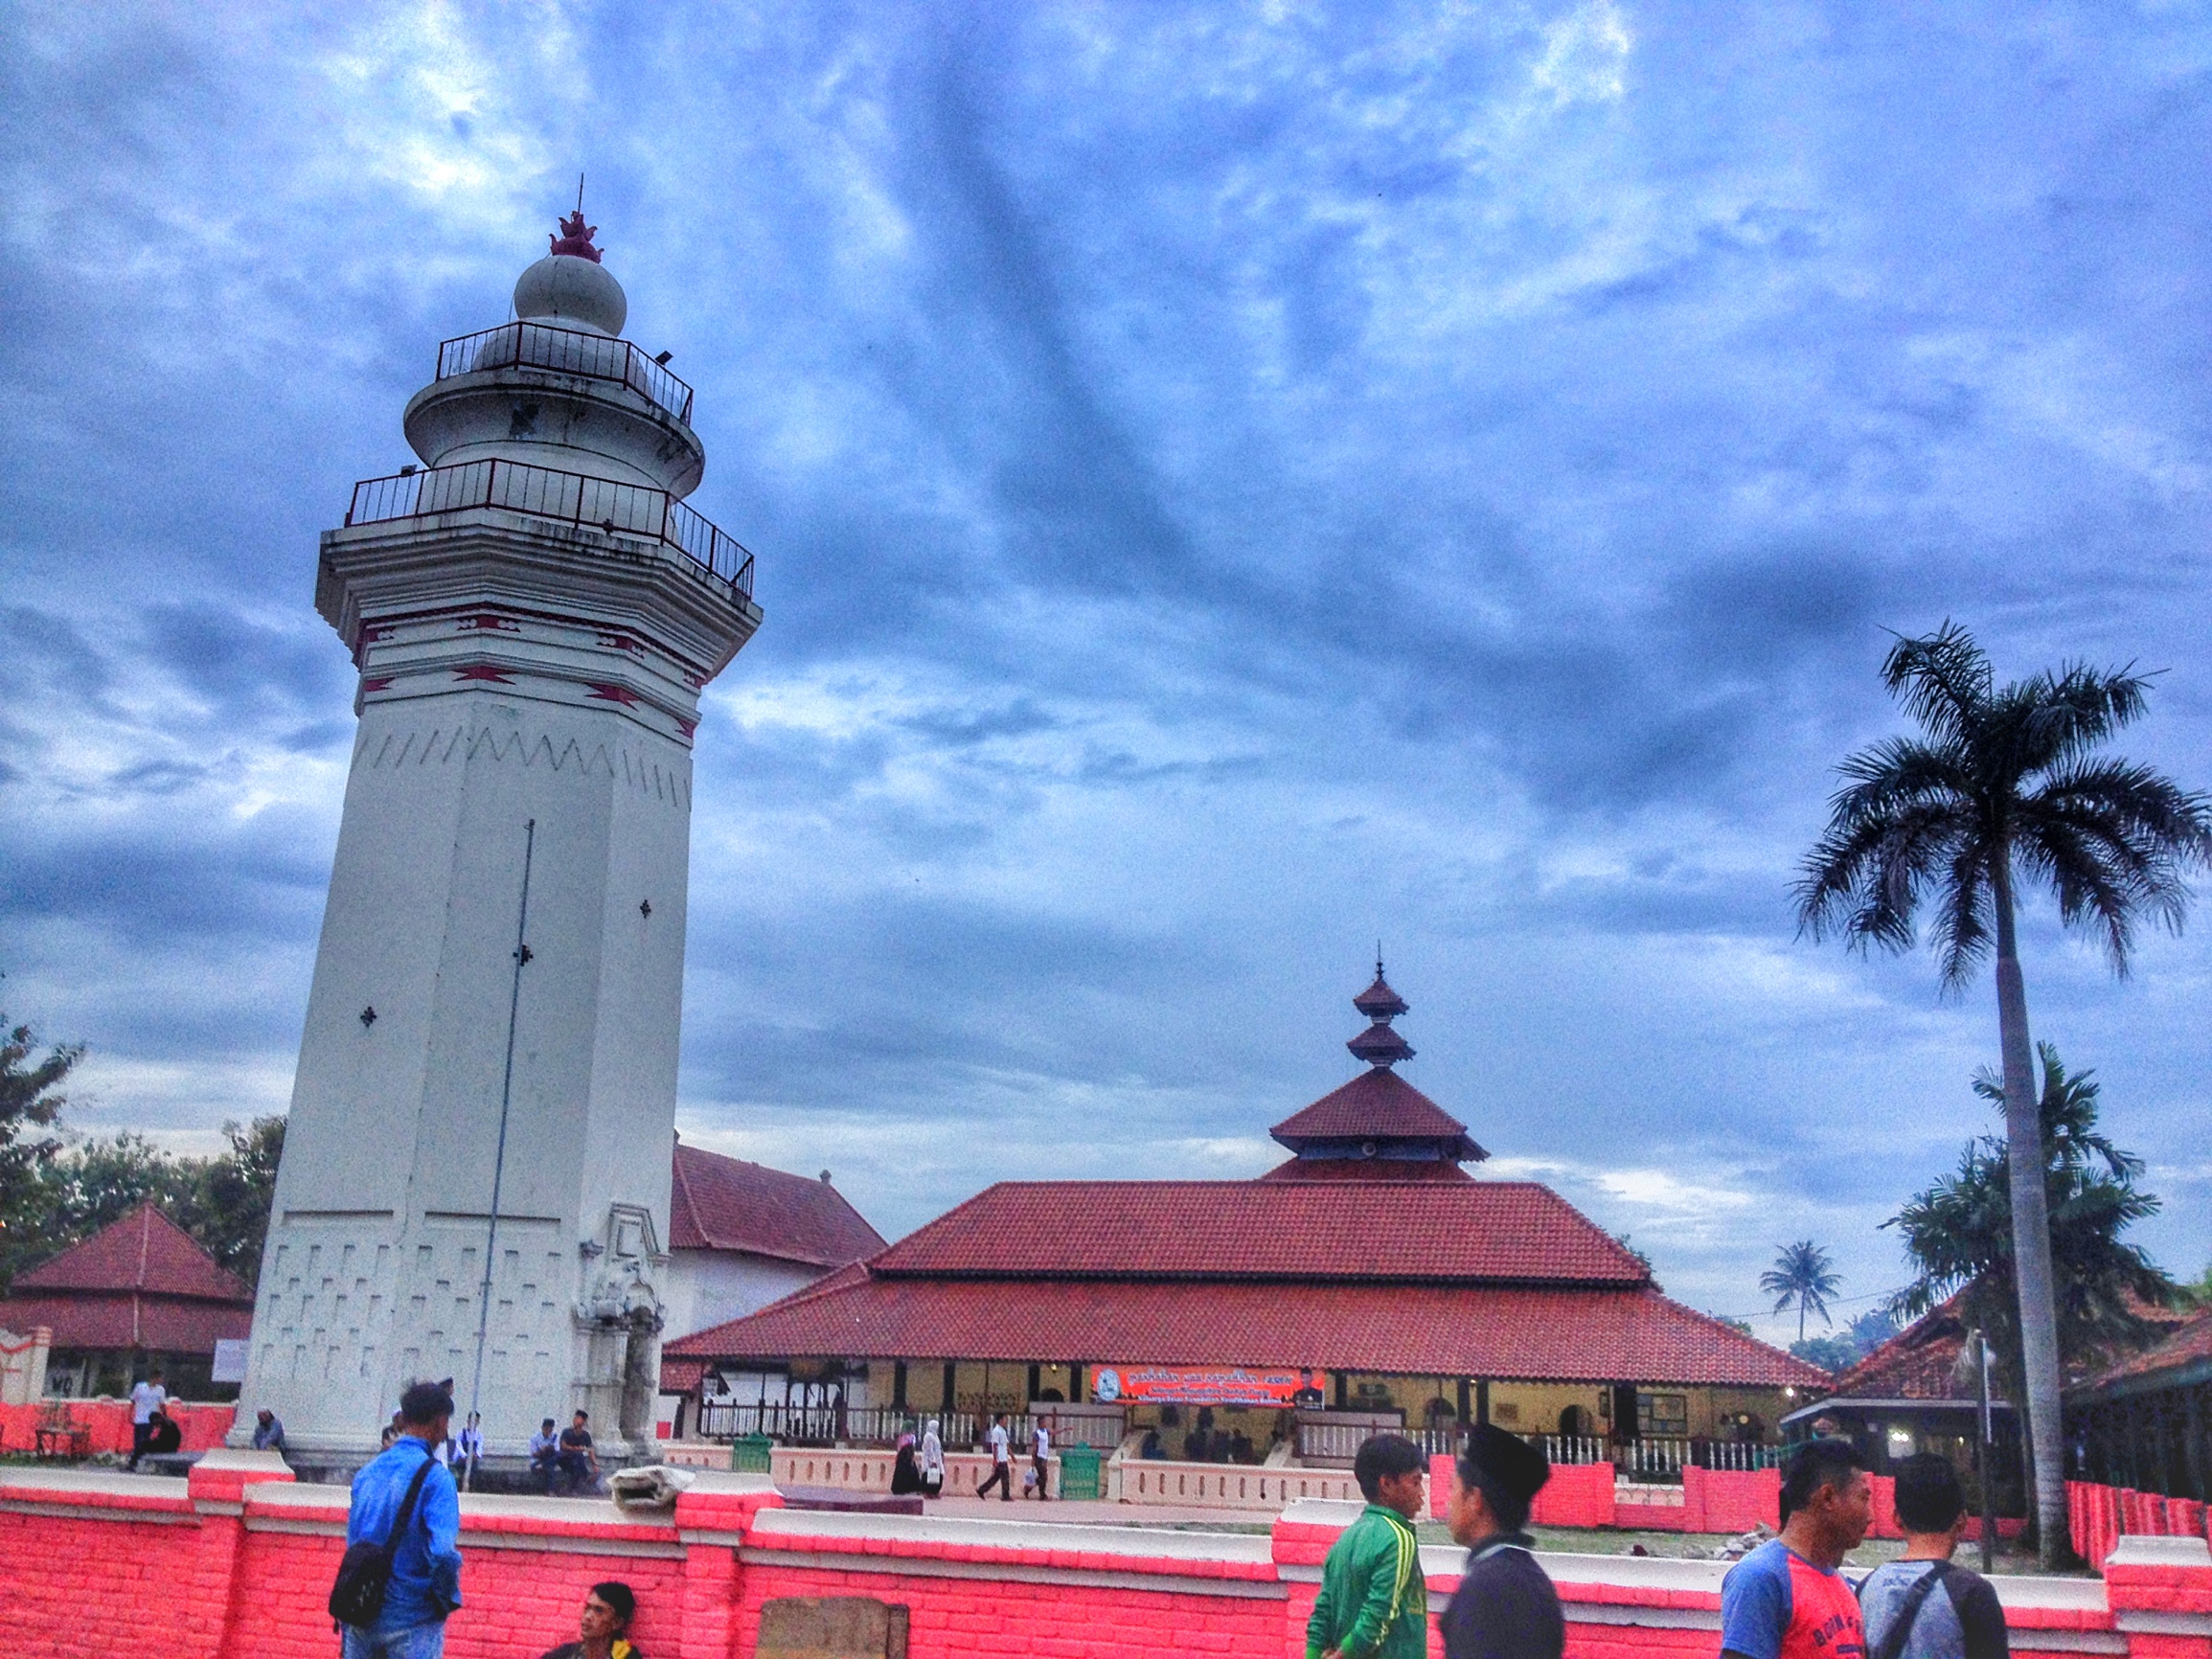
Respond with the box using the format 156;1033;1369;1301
557;1410;601;1495
1438;1423;1564;1659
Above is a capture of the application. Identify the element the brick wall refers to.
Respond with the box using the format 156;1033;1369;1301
5;1458;2208;1657
0;1398;235;1455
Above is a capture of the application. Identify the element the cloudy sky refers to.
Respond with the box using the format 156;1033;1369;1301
5;0;2209;1345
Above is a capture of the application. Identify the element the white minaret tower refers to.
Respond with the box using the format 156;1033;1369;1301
237;211;760;1468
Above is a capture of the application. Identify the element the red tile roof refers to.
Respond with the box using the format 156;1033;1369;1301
1268;1068;1475;1147
1257;1157;1473;1182
0;1290;251;1354
670;1141;887;1267
666;1271;1826;1386
2075;1307;2212;1395
866;1180;1645;1284
1824;1298;1973;1401
0;1204;254;1356
12;1204;251;1303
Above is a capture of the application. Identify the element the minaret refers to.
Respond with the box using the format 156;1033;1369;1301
236;213;761;1467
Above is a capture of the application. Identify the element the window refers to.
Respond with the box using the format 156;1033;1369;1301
1637;1393;1689;1436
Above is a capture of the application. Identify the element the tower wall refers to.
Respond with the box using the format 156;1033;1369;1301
237;233;759;1466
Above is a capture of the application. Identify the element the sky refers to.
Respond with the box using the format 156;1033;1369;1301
4;0;2209;1349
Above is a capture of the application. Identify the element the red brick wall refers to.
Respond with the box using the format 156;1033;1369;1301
0;1398;234;1455
5;1463;2205;1657
1680;1466;1778;1534
1530;1461;1616;1529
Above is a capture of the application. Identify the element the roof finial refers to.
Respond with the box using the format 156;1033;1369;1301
1349;959;1413;1068
550;182;603;263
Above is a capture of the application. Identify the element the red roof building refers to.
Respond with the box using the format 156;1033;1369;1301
661;1139;887;1343
0;1204;253;1399
2067;1306;2212;1505
665;969;1822;1450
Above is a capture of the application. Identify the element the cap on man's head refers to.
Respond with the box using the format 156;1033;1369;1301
399;1378;455;1426
1461;1422;1552;1506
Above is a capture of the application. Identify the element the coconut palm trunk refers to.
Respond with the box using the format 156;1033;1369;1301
1992;855;2068;1563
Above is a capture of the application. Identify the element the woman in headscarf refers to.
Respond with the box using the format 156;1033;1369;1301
890;1430;923;1495
918;1420;946;1499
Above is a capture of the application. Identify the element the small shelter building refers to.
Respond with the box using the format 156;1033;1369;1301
0;1204;254;1399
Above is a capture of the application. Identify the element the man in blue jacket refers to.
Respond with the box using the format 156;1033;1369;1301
343;1378;465;1659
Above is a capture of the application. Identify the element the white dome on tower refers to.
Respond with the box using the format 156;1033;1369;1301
513;210;627;336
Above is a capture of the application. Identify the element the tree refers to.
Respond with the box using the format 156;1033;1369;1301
1790;1307;1900;1375
4;1117;286;1293
188;1117;285;1284
1889;1045;2172;1402
1762;1240;1842;1343
1795;623;2212;1564
0;1001;83;1288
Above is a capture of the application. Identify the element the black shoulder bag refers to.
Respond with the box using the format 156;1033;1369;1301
330;1453;437;1629
1869;1559;1952;1659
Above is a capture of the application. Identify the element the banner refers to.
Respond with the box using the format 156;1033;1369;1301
1088;1365;1327;1407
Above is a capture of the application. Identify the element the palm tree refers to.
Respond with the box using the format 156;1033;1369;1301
1761;1240;1842;1344
1795;623;2212;1564
1889;1043;2172;1401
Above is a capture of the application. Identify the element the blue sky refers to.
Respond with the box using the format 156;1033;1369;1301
4;1;2209;1345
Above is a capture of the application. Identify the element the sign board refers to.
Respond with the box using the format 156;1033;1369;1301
1088;1365;1326;1407
211;1339;251;1384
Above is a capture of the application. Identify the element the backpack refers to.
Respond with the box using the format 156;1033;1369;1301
329;1452;437;1629
1867;1559;1951;1659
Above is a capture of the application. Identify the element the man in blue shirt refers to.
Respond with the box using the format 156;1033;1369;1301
342;1379;465;1659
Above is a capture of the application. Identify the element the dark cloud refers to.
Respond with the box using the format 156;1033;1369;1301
4;0;2210;1326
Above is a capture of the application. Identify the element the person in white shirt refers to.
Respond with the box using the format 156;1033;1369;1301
977;1414;1014;1501
126;1370;169;1470
919;1420;946;1498
1029;1419;1053;1501
453;1412;484;1488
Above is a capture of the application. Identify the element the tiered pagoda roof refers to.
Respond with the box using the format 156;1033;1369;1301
665;965;1825;1392
1262;964;1486;1179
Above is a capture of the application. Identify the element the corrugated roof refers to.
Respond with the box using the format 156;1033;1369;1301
11;1204;251;1303
865;1180;1644;1284
669;1141;887;1268
665;1273;1827;1386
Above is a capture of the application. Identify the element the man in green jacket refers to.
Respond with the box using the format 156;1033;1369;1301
1309;1434;1430;1659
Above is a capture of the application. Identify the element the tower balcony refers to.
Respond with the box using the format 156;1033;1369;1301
435;320;696;423
345;457;754;602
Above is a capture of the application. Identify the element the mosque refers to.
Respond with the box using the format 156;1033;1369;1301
660;966;1824;1464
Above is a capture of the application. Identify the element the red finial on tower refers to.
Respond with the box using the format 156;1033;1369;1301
550;206;603;263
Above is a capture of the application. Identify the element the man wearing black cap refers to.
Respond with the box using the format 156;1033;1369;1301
1438;1423;1563;1659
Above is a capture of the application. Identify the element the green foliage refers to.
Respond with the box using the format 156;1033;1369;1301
1887;1044;2172;1398
1714;1314;1755;1337
1790;1307;1901;1375
0;999;83;1280
2176;1262;2212;1311
1;1117;286;1292
1790;1332;1860;1372
1761;1239;1842;1342
1794;622;2212;988
1611;1232;1653;1271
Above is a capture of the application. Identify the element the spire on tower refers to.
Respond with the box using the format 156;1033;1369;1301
1347;960;1413;1067
550;208;603;263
